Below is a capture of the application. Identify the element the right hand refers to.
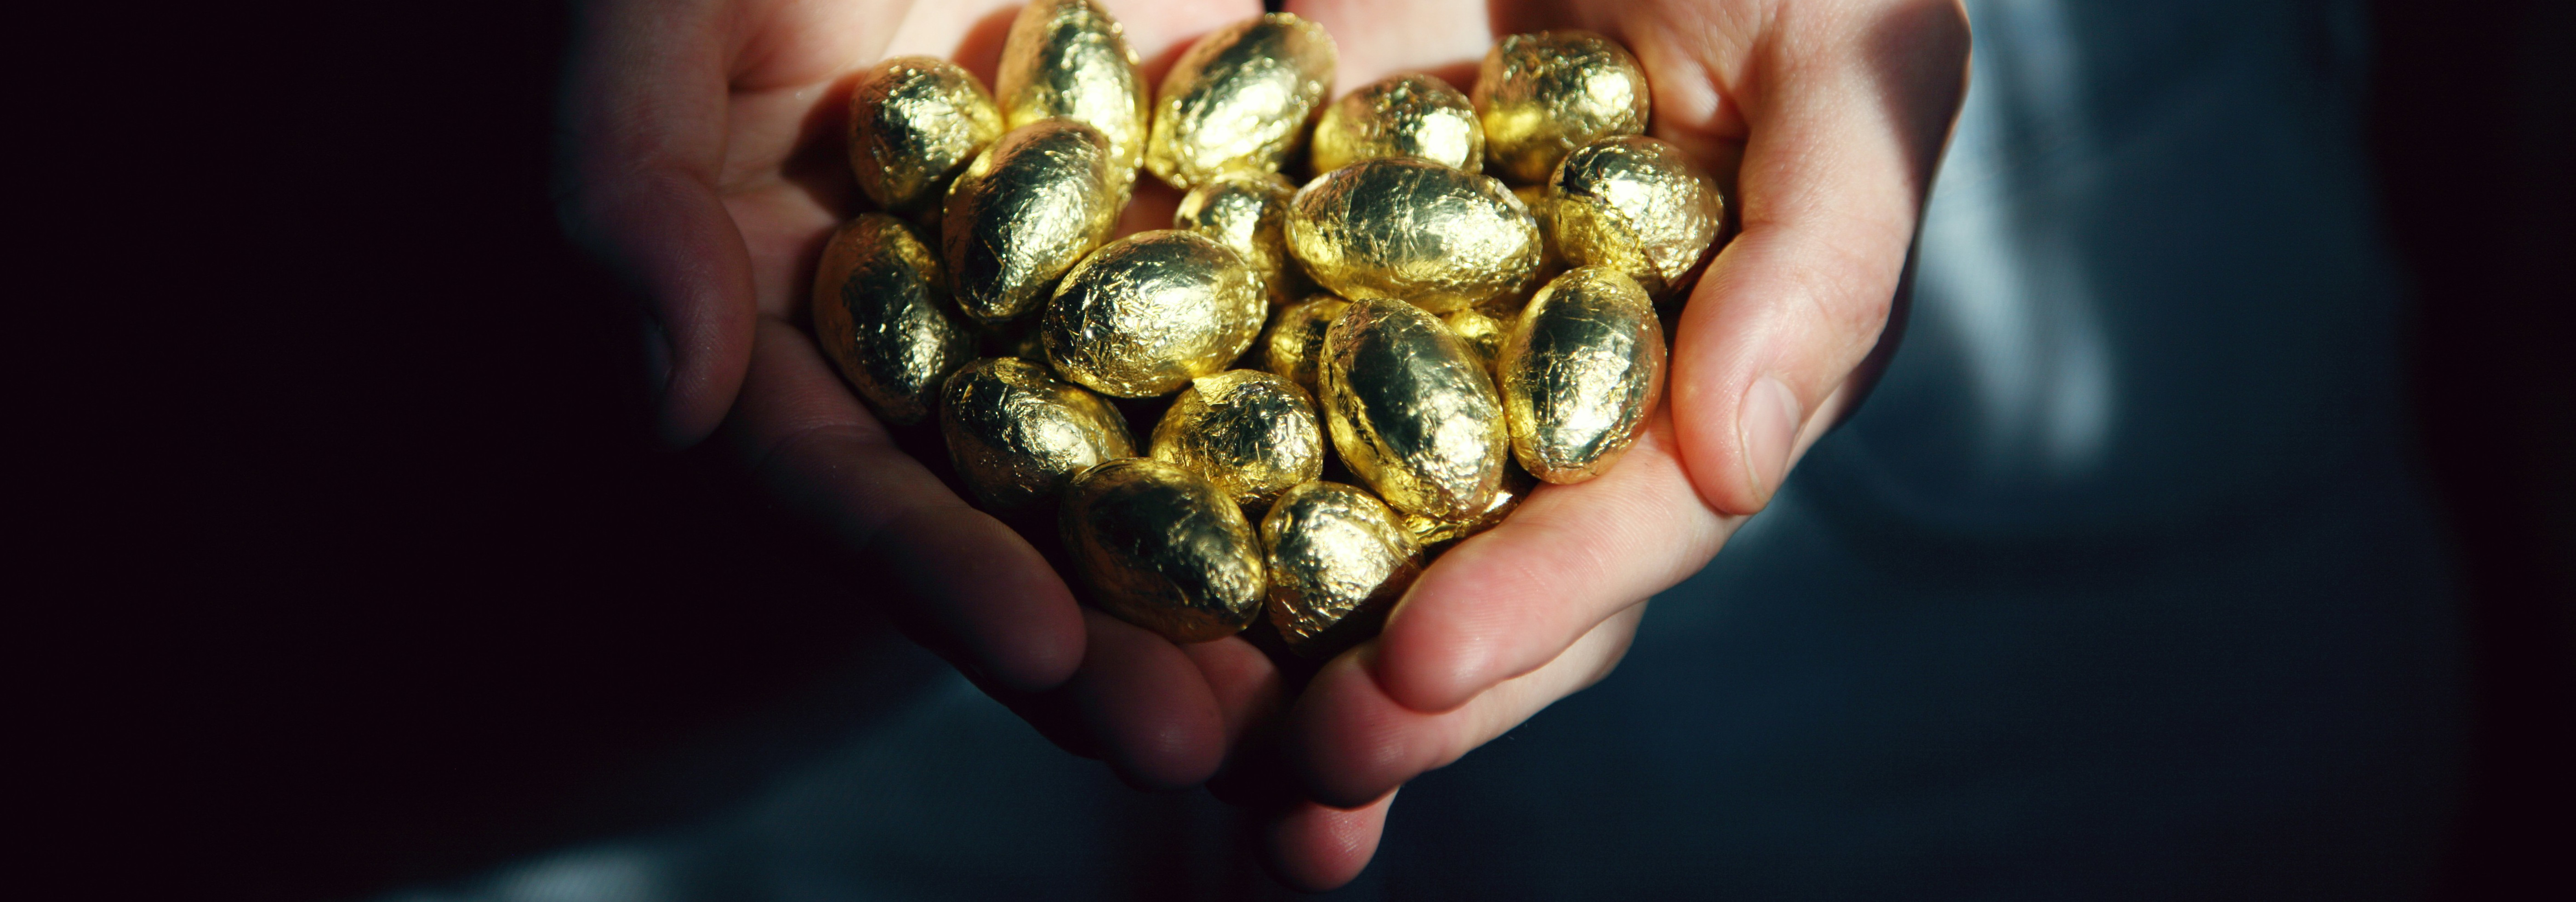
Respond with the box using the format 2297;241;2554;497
1263;0;1969;889
552;0;1277;792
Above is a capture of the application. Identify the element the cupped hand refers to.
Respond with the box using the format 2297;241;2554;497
553;0;1277;792
1262;0;1968;889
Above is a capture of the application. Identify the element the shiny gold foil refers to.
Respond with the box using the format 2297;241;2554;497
1260;481;1423;656
1151;369;1325;511
1286;157;1541;314
1473;31;1652;185
1499;267;1665;483
1499;184;1568;312
1442;308;1510;377
1042;230;1266;398
1321;299;1509;519
810;214;976;425
995;0;1152;182
1059;458;1266;642
1310;73;1483;175
1400;461;1533;550
1262;293;1347;394
1145;13;1336;190
942;119;1122;327
847;57;1005;215
1173;170;1308;306
940;357;1135;520
1546;136;1723;298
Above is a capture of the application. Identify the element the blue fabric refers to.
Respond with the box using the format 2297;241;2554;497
388;1;2464;898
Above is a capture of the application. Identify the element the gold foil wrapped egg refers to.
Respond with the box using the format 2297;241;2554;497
1503;183;1568;309
1474;31;1652;185
1261;481;1423;657
1546;136;1724;298
942;119;1122;327
1173;170;1307;306
940;357;1135;521
1150;369;1325;512
1145;13;1337;190
1286;157;1541;314
1498;267;1666;483
1059;458;1267;642
1310;73;1483;175
995;0;1152;181
1321;299;1509;520
1263;293;1347;394
1042;230;1266;398
810;214;976;425
847;57;1005;215
1442;308;1510;377
1401;460;1534;550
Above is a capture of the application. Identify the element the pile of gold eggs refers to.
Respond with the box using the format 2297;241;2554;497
815;0;1727;657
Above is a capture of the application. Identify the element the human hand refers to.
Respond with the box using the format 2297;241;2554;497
553;0;1282;792
1261;0;1969;889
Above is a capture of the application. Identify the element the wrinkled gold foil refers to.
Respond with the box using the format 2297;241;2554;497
940;357;1135;520
810;215;976;425
1286;157;1541;313
848;57;1005;215
1173;170;1308;306
1151;369;1324;511
1321;299;1509;519
1042;230;1266;398
942;119;1122;327
1262;293;1347;394
1499;267;1665;483
1474;31;1652;185
995;0;1151;183
1146;13;1336;190
1495;184;1567;313
1260;481;1422;657
1400;460;1533;550
1310;72;1483;175
1547;136;1723;298
1059;458;1266;642
1442;308;1510;377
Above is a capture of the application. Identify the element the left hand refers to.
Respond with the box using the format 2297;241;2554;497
553;0;1283;797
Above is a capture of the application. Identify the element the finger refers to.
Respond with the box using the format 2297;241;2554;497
1260;790;1396;892
1068;610;1229;790
1179;636;1286;750
727;317;1086;695
555;0;757;447
1665;0;1971;514
1291;605;1645;809
1371;411;1733;713
1286;0;1495;93
1191;636;1292;807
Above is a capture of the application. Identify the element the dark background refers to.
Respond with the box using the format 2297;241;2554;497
30;1;2570;899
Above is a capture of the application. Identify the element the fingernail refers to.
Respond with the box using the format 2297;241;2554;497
1738;376;1801;507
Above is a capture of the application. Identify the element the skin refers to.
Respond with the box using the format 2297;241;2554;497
556;0;1967;891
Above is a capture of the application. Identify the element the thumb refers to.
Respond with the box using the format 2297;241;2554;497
1667;0;1969;514
553;0;755;448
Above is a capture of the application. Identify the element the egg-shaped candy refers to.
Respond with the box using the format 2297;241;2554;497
810;214;975;425
940;357;1135;521
1042;230;1266;398
1320;299;1509;520
1060;458;1267;642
